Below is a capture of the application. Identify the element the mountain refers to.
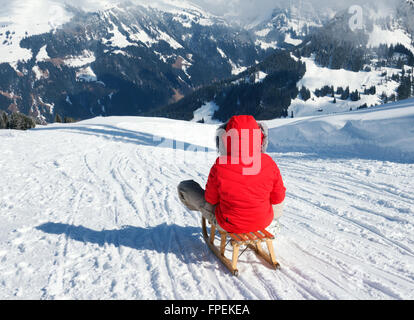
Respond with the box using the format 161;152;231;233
160;0;414;122
248;0;332;50
1;0;414;124
148;50;306;121
0;0;271;123
288;0;414;117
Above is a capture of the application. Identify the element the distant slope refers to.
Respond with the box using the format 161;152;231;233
148;50;306;121
266;97;414;163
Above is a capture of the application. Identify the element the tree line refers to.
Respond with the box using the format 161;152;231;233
0;111;36;130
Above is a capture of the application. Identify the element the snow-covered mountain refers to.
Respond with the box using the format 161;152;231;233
1;0;414;124
166;0;414;123
287;0;414;117
249;1;333;50
0;0;269;123
1;98;413;299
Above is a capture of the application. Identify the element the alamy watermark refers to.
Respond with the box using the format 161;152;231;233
152;128;264;176
348;5;364;32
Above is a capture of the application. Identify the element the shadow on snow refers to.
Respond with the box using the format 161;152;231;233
36;222;207;264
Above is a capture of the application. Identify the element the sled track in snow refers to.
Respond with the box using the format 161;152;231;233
0;121;413;299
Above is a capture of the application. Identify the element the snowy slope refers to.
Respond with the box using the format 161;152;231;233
289;56;404;117
0;0;72;65
0;101;414;299
281;98;414;162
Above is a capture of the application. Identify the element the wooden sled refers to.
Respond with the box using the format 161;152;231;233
201;217;280;276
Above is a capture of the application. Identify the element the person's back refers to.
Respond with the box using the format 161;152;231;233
177;115;285;234
204;115;285;233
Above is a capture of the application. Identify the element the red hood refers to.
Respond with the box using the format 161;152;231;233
223;115;263;159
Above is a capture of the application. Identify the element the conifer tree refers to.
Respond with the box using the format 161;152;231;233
341;87;350;100
0;111;8;129
8;113;35;130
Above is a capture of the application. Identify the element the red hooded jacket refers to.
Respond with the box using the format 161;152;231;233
205;115;286;233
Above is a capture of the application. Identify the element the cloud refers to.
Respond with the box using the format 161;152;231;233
192;0;402;23
11;0;400;26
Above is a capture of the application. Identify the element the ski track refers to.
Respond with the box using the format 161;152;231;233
0;121;413;300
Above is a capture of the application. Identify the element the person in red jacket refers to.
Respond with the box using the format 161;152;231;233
178;115;286;233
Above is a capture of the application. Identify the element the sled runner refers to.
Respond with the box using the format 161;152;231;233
201;217;280;276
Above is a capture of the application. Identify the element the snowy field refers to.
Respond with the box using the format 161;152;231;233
0;100;414;299
0;0;72;65
288;56;404;117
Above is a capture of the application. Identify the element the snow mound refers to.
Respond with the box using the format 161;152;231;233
191;101;220;124
267;98;414;163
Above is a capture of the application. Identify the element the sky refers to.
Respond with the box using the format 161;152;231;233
192;0;401;22
66;0;402;24
0;0;402;26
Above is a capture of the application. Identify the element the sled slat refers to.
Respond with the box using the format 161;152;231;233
260;229;274;239
237;233;249;241
253;231;265;240
229;233;242;242
245;233;256;241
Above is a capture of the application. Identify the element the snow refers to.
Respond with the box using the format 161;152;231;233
284;33;302;46
32;66;46;81
191;101;220;124
173;16;193;28
217;47;227;59
255;28;272;37
125;25;157;47
100;12;138;49
291;56;402;117
64;50;96;68
0;93;414;300
269;98;414;163
38;97;54;115
217;48;247;75
110;50;132;58
0;0;72;64
255;39;278;50
229;59;247;76
105;22;137;49
298;56;395;92
141;0;219;28
254;71;268;83
36;45;50;63
107;18;182;50
368;25;414;55
156;30;183;50
76;66;98;82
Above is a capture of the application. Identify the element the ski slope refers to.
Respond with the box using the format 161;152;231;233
0;100;414;299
